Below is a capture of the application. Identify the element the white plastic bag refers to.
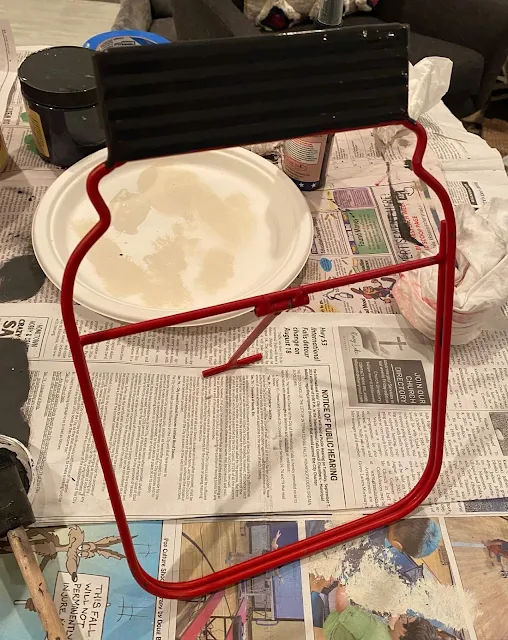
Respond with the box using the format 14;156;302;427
375;57;453;146
408;57;453;120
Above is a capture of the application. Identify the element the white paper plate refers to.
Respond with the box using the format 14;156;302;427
32;147;313;325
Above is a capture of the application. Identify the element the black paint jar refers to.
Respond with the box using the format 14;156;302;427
18;46;105;167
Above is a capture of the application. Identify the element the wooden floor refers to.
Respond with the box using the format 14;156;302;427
415;550;453;586
251;620;305;640
178;521;250;638
445;517;508;640
0;0;118;46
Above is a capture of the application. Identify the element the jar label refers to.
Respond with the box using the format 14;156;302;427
282;135;327;183
26;106;49;158
97;36;148;50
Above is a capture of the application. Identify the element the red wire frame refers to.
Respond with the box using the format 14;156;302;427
60;119;456;599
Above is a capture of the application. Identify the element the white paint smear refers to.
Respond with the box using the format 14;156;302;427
306;531;478;630
73;165;255;310
345;550;477;630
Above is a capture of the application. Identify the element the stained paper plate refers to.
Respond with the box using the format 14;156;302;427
32;147;313;325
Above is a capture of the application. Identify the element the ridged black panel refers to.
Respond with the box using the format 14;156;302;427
93;24;409;165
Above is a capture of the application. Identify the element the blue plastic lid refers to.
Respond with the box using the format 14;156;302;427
84;30;170;52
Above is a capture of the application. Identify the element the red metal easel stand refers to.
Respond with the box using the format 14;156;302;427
61;121;456;599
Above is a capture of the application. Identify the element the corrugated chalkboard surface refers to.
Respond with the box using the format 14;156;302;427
93;23;409;165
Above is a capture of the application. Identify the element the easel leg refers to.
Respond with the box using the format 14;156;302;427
202;313;279;377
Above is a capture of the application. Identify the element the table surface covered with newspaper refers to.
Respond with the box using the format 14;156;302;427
1;22;508;640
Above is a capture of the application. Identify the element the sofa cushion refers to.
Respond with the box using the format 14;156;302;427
341;14;385;26
343;14;484;116
152;0;173;18
410;32;484;116
151;17;177;40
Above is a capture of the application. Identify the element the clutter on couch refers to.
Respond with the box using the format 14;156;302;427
244;0;380;30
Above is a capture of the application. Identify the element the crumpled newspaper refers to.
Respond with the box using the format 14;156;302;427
394;199;508;345
244;140;283;158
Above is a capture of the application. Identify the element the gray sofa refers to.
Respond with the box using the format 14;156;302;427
113;0;508;118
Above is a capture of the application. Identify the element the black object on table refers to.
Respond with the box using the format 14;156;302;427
18;46;105;167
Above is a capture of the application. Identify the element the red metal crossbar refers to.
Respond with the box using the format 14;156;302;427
61;120;456;599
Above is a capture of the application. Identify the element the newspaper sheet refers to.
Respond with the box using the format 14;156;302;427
4;303;508;523
0;21;17;122
330;100;506;174
2;512;504;640
419;107;506;173
302;513;494;640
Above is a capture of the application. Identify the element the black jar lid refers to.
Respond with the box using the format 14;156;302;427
18;46;99;109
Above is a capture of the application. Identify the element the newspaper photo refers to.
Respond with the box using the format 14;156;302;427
304;513;508;640
0;517;306;640
302;515;480;640
445;515;508;640
176;519;305;639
